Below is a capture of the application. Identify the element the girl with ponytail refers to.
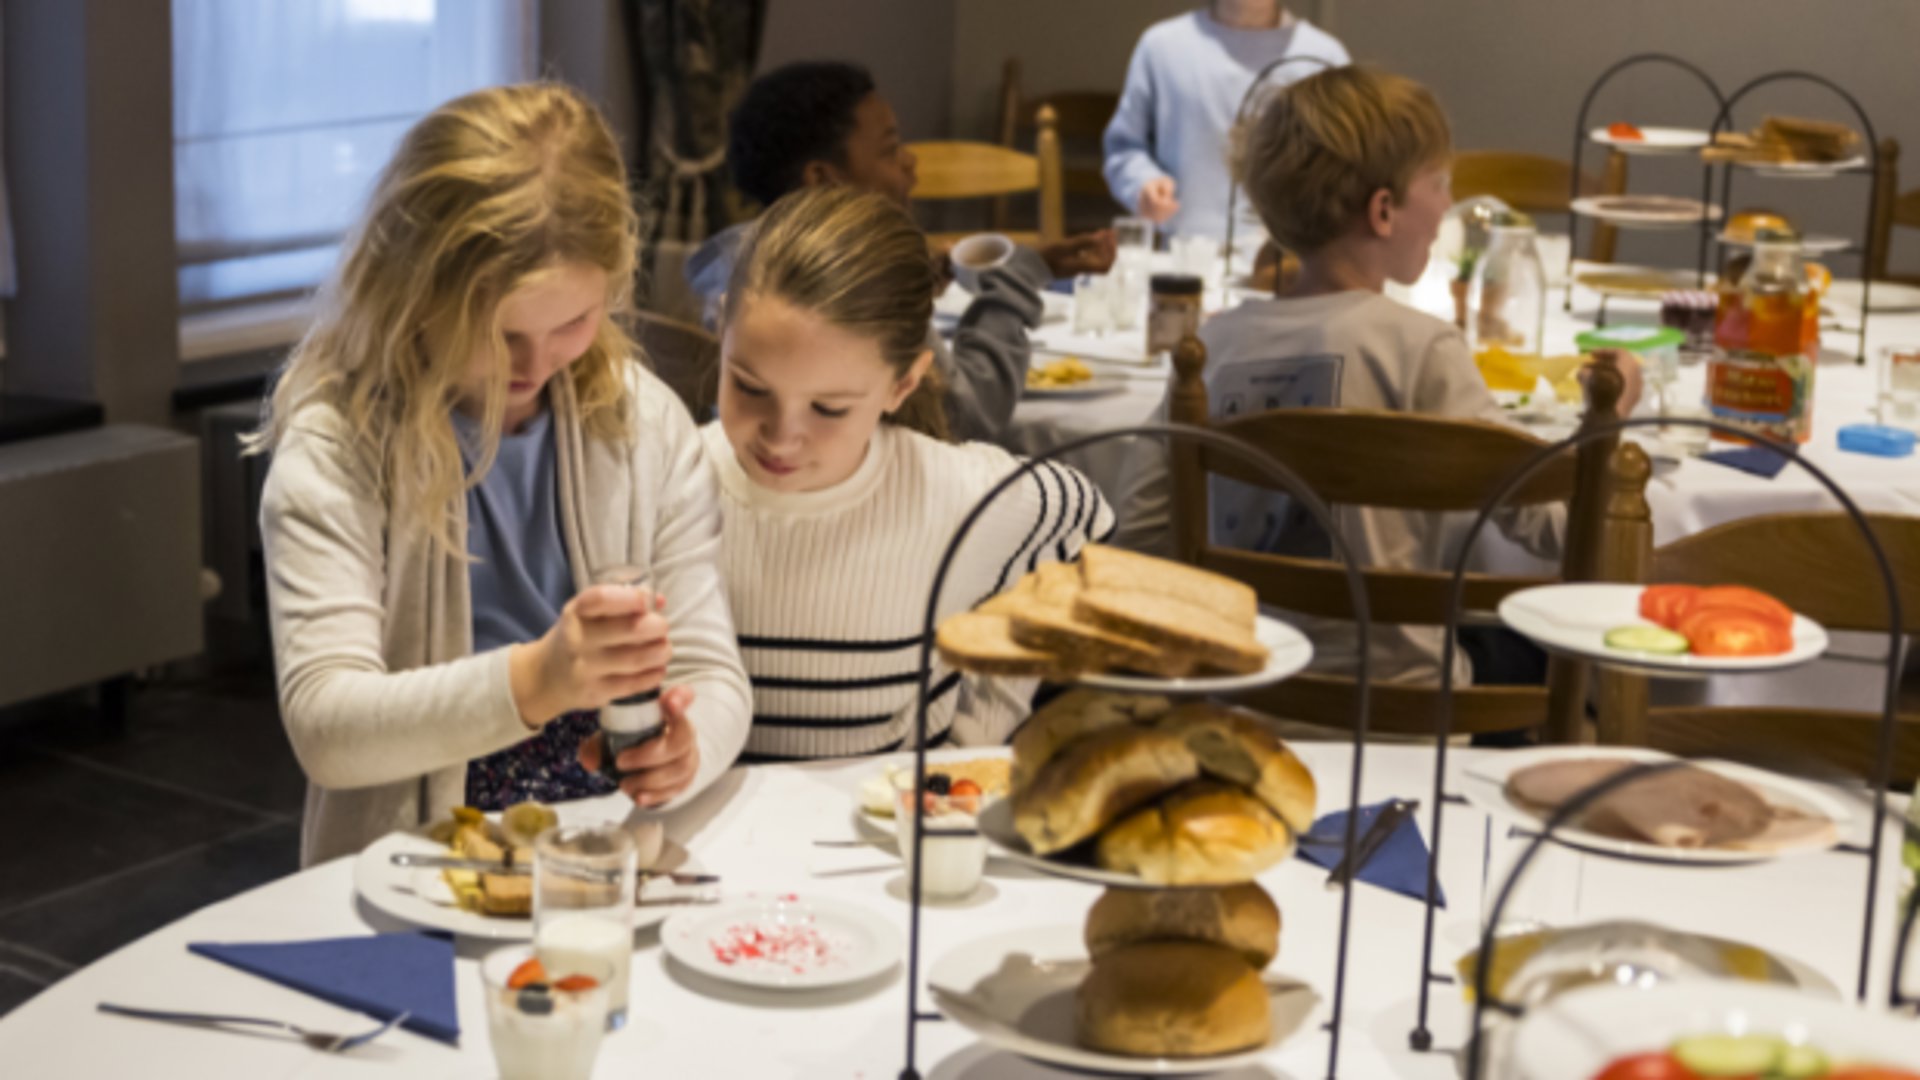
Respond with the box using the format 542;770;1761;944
704;186;1114;760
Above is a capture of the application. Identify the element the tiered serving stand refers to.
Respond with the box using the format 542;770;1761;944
892;423;1377;1080
1396;414;1911;1076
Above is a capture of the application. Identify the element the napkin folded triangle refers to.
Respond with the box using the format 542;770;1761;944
1295;800;1447;908
189;931;459;1044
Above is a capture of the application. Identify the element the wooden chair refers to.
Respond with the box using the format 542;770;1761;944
1166;338;1633;741
1592;465;1920;786
994;58;1117;234
909;106;1064;249
633;310;718;420
1867;137;1920;285
1451;149;1629;263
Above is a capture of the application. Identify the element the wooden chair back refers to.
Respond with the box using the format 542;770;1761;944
909;107;1064;246
995;59;1116;232
1593;472;1920;785
1451;149;1629;263
1867;137;1920;284
633;311;719;420
1167;336;1633;739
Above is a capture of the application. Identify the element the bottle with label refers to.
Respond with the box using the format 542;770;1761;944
1708;238;1818;443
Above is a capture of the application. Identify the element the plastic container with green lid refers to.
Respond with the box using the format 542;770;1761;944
1577;325;1687;409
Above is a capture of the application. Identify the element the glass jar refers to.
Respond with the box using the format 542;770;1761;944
1466;224;1547;360
1708;239;1819;443
1146;273;1204;356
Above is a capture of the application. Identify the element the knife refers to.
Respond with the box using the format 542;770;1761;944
1323;799;1418;890
389;852;718;887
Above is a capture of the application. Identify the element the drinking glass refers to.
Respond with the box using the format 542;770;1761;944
1879;344;1920;431
482;943;612;1080
892;774;987;900
1112;215;1155;257
533;824;637;1031
1072;274;1112;335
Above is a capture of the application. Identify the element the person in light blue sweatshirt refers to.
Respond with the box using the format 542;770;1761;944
1103;0;1349;242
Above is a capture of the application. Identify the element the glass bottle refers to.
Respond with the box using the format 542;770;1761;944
1708;238;1819;443
1465;223;1547;362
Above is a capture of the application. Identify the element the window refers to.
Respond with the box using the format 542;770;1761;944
172;0;534;312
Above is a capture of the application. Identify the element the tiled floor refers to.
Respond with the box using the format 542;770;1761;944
0;643;302;1017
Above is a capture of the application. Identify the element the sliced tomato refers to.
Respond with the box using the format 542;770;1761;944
1827;1070;1920;1080
1691;585;1794;631
1608;121;1646;141
1678;607;1793;656
1639;584;1704;629
1591;1052;1703;1080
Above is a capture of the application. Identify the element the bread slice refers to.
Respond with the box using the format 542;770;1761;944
975;570;1039;617
1078;544;1258;629
1006;562;1195;678
936;611;1073;678
1074;588;1268;675
1010;688;1172;792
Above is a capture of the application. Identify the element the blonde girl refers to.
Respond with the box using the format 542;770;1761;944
254;83;750;865
698;186;1112;760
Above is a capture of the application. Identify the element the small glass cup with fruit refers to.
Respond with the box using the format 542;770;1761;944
481;945;612;1080
893;769;989;900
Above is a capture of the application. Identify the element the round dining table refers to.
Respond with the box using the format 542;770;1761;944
0;742;1908;1078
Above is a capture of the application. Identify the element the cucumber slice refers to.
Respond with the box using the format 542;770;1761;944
1604;624;1691;655
1671;1033;1784;1076
1772;1043;1829;1078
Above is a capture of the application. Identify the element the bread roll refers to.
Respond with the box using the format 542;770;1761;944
1157;704;1316;836
1095;782;1295;885
1085;883;1280;969
1010;689;1172;793
1013;725;1198;855
1077;942;1270;1057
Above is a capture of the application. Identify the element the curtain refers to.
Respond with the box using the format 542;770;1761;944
172;0;533;309
0;6;16;300
622;0;766;250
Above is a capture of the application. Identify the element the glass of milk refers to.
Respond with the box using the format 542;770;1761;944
533;824;637;1030
892;773;987;900
482;944;611;1080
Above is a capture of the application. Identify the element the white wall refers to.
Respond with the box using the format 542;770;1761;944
759;0;958;143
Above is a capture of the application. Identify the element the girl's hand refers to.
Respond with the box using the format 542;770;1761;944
576;685;701;808
510;585;670;727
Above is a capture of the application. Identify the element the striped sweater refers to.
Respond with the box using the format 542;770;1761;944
701;422;1114;760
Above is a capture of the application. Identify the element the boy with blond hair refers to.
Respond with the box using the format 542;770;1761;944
1116;66;1635;687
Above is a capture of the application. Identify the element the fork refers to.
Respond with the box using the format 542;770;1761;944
97;1003;407;1052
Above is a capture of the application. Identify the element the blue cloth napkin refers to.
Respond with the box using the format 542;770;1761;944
1296;801;1446;908
1700;444;1790;479
189;931;459;1044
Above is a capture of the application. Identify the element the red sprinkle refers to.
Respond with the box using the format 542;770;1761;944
708;920;837;973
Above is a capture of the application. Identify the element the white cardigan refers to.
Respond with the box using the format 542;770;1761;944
260;365;751;866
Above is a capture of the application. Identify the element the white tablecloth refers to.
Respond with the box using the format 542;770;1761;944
0;746;1908;1079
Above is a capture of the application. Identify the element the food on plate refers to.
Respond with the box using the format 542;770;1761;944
1591;195;1716;217
1591;1034;1920;1079
1076;941;1271;1057
939;544;1268;680
1607;122;1646;141
859;756;1011;818
1155;703;1316;837
1707;115;1863;165
1026;356;1093;389
1085;883;1280;969
1723;209;1795;246
1611;583;1796;658
1012;725;1199;855
1009;689;1172;792
1456;920;1796;1006
1095;781;1297;885
427;805;665;918
1504;758;1836;852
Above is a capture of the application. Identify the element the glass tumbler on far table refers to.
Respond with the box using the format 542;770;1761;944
482;943;612;1080
1072;273;1113;335
533;824;637;1031
1880;344;1920;432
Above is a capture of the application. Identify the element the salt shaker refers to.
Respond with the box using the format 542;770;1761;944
592;565;663;780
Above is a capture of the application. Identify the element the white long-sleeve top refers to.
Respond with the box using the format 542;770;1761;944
1103;9;1349;241
701;422;1114;760
261;365;752;866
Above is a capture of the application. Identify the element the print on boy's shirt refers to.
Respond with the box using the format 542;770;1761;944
1209;352;1342;555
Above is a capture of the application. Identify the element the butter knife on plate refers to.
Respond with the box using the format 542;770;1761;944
388;852;718;887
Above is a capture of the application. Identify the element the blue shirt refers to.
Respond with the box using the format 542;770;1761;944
452;406;574;654
1102;10;1349;241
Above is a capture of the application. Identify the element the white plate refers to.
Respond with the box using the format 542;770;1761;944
1743;154;1870;179
660;894;901;990
1074;613;1314;695
352;822;701;940
1459;745;1851;865
1021;375;1130;400
1826;278;1920;314
928;925;1319;1076
1575;265;1709;298
1571;195;1723;229
1498;583;1828;675
1587;125;1711;154
1718;230;1852;254
1512;982;1920;1079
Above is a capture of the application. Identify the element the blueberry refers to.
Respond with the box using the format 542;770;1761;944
925;773;951;796
517;987;554;1015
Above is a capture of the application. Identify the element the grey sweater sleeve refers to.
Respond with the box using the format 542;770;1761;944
936;246;1049;441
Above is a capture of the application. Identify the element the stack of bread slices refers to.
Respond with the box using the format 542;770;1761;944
936;545;1268;680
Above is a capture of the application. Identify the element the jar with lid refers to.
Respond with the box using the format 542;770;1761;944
1708;238;1818;443
1465;223;1547;361
1147;273;1204;356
